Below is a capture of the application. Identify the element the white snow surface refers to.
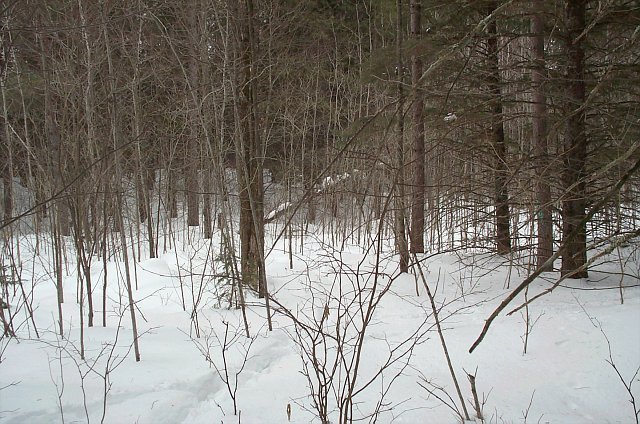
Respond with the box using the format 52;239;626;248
1;229;639;424
444;112;458;122
316;172;353;193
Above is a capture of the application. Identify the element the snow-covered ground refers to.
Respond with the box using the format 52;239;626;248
1;226;639;423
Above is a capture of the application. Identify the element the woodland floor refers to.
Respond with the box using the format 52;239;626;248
1;224;639;423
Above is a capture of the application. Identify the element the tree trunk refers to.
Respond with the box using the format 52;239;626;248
1;45;12;227
1;169;11;228
486;2;512;255
186;2;200;227
409;0;425;254
102;4;141;360
0;125;11;228
531;1;553;271
236;0;265;295
167;167;178;219
561;0;588;279
395;0;409;273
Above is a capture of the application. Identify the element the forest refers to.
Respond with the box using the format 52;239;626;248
0;0;639;423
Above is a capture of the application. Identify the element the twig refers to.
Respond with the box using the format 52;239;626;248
466;368;483;421
575;297;640;424
414;254;470;421
522;390;536;423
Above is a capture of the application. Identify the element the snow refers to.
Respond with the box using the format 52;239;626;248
266;202;291;221
316;172;352;193
445;112;458;122
1;229;639;423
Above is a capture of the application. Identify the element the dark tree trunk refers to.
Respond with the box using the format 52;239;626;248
236;0;265;296
531;1;554;271
185;163;200;227
136;171;148;223
409;0;425;254
0;43;12;227
1;128;12;227
203;167;213;239
167;168;178;219
186;2;200;227
395;0;409;273
486;2;512;255
561;0;588;279
1;174;11;227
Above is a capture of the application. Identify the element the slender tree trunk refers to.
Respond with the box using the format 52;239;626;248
101;191;109;327
395;0;409;273
236;0;266;295
0;53;13;228
102;3;141;359
531;1;553;271
409;0;425;254
197;0;216;240
132;2;156;257
203;167;213;238
1;137;11;228
76;0;96;328
167;167;178;219
561;0;588;278
186;1;200;228
39;28;70;238
52;218;65;336
72;204;94;328
486;2;512;254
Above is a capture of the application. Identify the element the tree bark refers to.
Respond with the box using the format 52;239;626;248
409;0;425;254
395;0;409;273
236;0;265;295
102;2;141;360
40;31;70;237
531;1;553;271
186;2;200;227
0;43;12;228
486;2;512;255
0;116;12;228
561;0;588;279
